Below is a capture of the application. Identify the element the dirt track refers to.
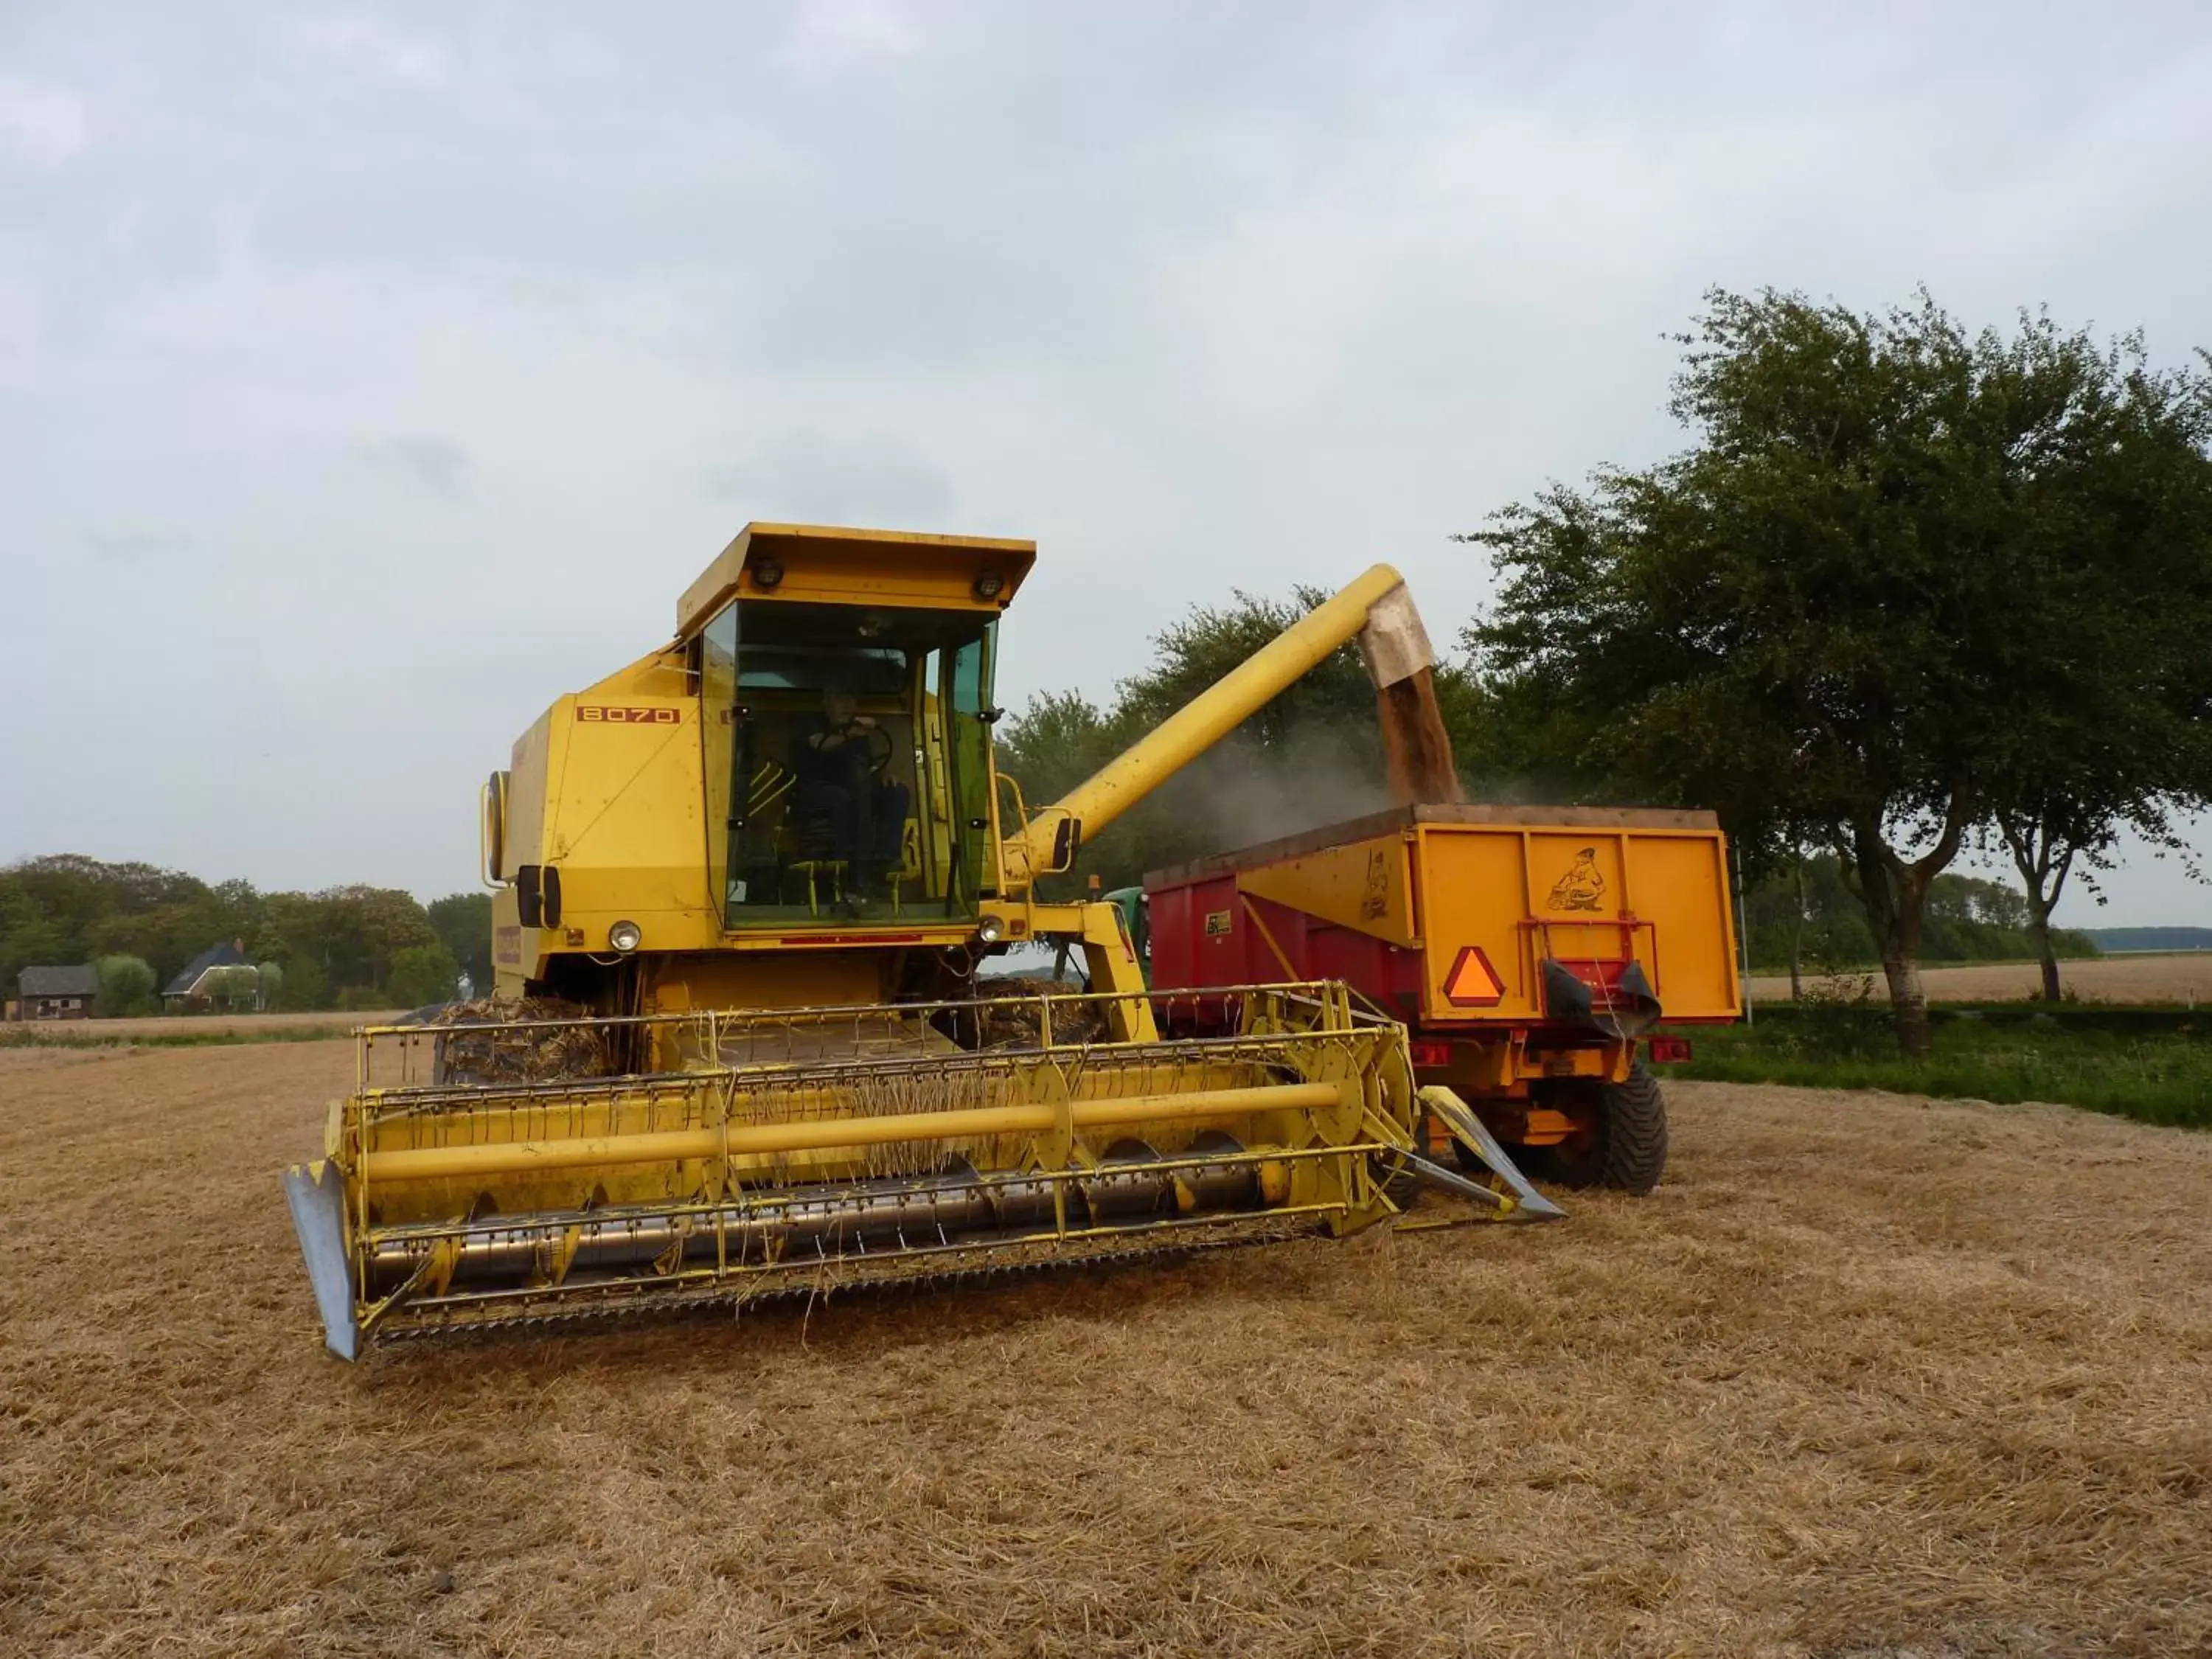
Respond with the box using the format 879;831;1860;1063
3;1043;2209;1657
1749;952;2212;1006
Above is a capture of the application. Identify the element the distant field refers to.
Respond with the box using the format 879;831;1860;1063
0;1009;403;1044
1749;951;2212;1006
2083;925;2212;953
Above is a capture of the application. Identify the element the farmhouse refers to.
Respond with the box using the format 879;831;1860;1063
162;940;248;1009
17;964;100;1020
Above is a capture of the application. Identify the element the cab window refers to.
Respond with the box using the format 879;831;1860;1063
700;600;998;926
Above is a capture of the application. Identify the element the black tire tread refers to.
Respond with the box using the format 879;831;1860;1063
1597;1062;1669;1195
1529;1062;1669;1194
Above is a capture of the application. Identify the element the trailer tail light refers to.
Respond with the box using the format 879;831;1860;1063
1646;1034;1692;1065
1441;945;1504;1007
1408;1040;1452;1068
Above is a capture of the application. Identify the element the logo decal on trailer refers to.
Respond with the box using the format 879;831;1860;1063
577;705;681;726
1360;848;1391;920
1203;909;1234;936
1545;846;1606;912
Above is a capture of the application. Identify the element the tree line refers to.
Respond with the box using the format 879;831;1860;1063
1739;856;2096;987
0;855;493;1015
1004;288;2212;1054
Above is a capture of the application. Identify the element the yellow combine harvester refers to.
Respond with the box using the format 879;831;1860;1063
283;524;1722;1360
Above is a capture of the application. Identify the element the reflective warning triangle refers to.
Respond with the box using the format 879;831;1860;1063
1441;944;1505;1006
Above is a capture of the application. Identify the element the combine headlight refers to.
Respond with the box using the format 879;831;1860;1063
973;571;1004;600
608;920;643;953
977;916;1005;945
751;557;784;590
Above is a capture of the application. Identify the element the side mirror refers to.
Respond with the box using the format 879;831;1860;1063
1051;815;1082;872
480;771;510;886
515;865;563;930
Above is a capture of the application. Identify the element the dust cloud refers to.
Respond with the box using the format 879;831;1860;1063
1166;726;1391;854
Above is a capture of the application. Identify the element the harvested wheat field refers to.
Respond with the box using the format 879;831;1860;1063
7;1009;404;1044
1749;953;2212;1006
3;1044;2210;1658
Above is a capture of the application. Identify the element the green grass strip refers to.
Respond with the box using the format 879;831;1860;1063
1670;1022;2212;1130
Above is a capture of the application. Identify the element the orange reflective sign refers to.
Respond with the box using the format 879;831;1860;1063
1441;944;1504;1007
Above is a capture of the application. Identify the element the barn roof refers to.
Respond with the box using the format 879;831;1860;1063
20;964;100;998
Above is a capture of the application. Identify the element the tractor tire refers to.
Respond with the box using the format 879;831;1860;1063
1532;1062;1669;1195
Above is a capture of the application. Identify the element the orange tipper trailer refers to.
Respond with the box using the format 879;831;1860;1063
1144;803;1742;1193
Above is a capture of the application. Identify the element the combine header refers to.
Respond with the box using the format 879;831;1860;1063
284;524;1731;1360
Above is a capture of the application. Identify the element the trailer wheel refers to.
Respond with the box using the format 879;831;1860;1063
1371;1149;1422;1214
1531;1063;1669;1195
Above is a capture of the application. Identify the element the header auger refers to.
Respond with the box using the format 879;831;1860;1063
282;522;1731;1360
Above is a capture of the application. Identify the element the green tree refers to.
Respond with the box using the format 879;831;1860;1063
0;855;231;993
386;942;460;1009
1739;852;1877;983
199;964;261;1013
0;886;71;992
1467;289;2212;1054
260;885;436;1003
93;954;157;1018
1967;321;2212;1001
0;860;476;1012
425;893;494;992
280;954;329;1011
1989;765;2211;1004
255;959;284;1009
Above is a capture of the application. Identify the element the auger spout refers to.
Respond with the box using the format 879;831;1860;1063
1003;561;1457;885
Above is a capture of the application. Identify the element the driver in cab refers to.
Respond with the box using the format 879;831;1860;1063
794;688;907;908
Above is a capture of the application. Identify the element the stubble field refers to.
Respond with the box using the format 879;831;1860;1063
1;1041;2208;1657
4;1009;403;1043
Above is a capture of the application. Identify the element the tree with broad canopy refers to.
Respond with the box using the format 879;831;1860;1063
1464;288;2212;1054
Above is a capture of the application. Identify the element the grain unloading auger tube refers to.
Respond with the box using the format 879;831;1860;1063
284;983;1557;1360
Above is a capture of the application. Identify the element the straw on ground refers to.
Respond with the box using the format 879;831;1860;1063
1;1041;2207;1656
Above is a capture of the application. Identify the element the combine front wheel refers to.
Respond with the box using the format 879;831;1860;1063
1530;1063;1669;1195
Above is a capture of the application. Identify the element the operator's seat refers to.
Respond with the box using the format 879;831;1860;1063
883;816;923;916
782;802;847;914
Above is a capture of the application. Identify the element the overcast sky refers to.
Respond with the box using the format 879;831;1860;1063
3;1;2208;924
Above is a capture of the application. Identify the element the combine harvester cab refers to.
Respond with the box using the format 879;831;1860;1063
1147;807;1743;1192
283;524;1599;1360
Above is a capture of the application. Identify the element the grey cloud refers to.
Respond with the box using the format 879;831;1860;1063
296;15;453;86
706;431;956;526
83;529;193;560
0;74;86;164
365;434;470;498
